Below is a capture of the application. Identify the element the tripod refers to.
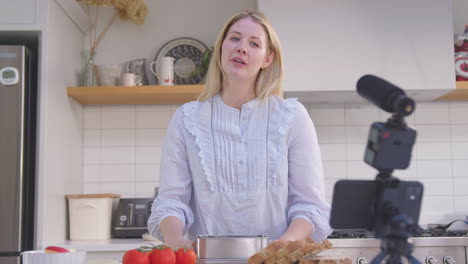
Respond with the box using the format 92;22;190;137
371;172;422;264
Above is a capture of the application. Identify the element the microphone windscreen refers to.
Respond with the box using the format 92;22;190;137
356;75;405;113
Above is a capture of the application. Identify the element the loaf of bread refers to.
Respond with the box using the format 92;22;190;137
300;255;352;264
264;240;306;264
249;239;335;264
248;240;286;264
276;240;333;264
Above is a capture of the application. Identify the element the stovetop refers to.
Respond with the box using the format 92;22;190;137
419;229;468;237
327;230;373;239
327;229;468;239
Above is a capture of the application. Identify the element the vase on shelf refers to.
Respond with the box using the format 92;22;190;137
79;50;97;86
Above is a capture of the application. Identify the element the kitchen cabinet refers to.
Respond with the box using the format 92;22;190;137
67;84;204;105
258;0;455;98
0;0;44;30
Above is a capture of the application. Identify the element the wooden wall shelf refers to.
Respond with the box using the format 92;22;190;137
436;81;468;101
68;82;468;105
67;85;204;105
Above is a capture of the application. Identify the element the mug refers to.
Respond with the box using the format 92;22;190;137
121;73;142;86
150;56;175;86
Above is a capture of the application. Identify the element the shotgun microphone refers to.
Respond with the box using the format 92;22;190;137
357;75;415;116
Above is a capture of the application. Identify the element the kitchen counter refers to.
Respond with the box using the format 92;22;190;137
56;237;468;252
330;237;468;247
58;239;162;252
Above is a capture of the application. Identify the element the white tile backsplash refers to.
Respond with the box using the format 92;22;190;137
454;196;468;212
101;129;135;147
450;105;468;124
100;165;135;182
451;125;468;141
346;143;365;161
419;178;454;196
416;143;452;160
315;126;346;143
414;105;450;125
103;105;136;111
81;102;468;225
136;129;166;146
136;146;162;164
135;182;159;198
136;111;171;129
100;147;135;164
453;178;468;195
101;111;135;129
135;104;175;112
453;160;468;178
309;108;345;126
415;125;451;142
84;111;101;129
319;144;347;161
346;161;375;180
452;142;468;159
417;160;452;178
101;182;135;198
83;147;100;165
345;126;369;143
322;161;347;179
83;183;100;194
345;107;380;125
83;165;100;182
136;164;160;182
421;195;454;215
83;130;100;147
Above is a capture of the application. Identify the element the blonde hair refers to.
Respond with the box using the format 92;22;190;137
197;10;284;101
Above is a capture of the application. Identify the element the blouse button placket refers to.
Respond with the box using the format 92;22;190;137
236;137;248;197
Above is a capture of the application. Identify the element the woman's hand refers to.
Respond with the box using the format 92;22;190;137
278;234;295;243
160;216;195;249
164;238;195;250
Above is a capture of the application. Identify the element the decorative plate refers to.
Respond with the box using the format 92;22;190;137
154;37;210;85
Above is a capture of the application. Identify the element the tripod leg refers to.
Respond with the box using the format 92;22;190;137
385;255;402;264
371;252;387;264
407;255;422;264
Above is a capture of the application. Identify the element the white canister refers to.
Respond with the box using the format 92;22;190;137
65;193;120;240
22;250;86;264
150;56;175;86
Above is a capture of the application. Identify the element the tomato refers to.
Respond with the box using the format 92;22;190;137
122;249;150;264
150;245;176;264
175;247;197;264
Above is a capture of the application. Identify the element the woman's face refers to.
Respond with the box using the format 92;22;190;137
221;17;274;82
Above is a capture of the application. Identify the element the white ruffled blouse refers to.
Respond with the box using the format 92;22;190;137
147;94;332;242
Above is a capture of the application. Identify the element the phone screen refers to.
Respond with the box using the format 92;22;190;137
330;179;423;232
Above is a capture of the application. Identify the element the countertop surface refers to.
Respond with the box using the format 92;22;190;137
57;237;468;252
59;238;162;251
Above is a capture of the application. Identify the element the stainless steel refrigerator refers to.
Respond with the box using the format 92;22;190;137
0;45;37;264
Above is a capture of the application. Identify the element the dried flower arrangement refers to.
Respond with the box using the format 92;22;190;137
77;0;148;86
78;0;148;54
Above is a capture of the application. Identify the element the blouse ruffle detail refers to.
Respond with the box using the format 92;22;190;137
182;100;216;191
268;97;299;188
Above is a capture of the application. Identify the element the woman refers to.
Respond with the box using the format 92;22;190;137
147;10;331;249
